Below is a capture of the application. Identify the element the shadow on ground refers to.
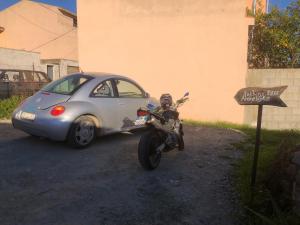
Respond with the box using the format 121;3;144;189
0;122;244;225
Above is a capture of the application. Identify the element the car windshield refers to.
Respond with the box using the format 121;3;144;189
42;74;93;95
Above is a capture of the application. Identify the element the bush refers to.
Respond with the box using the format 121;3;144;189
0;96;24;119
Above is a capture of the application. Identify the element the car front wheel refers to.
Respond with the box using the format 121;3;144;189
68;116;96;149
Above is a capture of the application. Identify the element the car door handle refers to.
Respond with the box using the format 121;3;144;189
118;102;125;105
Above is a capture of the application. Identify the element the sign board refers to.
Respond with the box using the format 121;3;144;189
234;85;288;199
234;86;288;107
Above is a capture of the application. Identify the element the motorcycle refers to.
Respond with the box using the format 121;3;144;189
135;92;189;170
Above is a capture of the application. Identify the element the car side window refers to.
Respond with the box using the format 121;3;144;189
115;79;144;98
91;80;114;97
23;71;35;82
0;71;20;82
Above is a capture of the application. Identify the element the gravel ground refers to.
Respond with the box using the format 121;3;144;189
0;121;245;225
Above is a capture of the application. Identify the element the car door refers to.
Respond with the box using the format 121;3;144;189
88;79;121;134
114;78;149;130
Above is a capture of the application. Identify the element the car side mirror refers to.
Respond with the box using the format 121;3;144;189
145;92;150;98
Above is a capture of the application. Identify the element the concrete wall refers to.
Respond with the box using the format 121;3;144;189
0;0;78;61
77;0;253;122
0;47;79;80
0;47;43;71
245;69;300;130
41;59;79;80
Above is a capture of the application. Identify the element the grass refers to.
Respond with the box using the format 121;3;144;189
0;96;24;119
185;120;300;225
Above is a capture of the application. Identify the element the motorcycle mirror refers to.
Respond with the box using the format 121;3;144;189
184;92;189;97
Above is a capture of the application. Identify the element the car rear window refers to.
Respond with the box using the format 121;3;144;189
37;72;48;82
23;71;40;82
41;74;93;95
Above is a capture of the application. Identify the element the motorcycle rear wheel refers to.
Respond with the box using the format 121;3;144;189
178;123;184;151
138;130;162;170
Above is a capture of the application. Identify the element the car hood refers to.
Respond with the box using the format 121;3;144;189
22;91;71;112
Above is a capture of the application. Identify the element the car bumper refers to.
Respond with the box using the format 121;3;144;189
12;110;71;141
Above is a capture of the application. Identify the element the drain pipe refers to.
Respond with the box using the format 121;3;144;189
253;0;257;15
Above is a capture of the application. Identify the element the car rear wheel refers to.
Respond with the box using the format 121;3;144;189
68;116;96;149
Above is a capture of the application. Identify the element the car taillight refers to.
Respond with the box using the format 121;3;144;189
50;106;65;116
137;109;149;117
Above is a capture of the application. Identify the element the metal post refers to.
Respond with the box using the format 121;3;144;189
6;82;9;98
251;104;263;188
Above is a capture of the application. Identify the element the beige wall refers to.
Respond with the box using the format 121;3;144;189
77;0;253;122
0;0;78;61
246;69;300;130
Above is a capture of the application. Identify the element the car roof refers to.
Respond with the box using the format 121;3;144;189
82;72;129;79
79;72;145;91
0;69;46;74
82;72;125;77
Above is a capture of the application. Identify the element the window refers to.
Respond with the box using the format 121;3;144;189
23;71;33;82
42;74;92;95
67;66;79;75
47;65;54;80
91;80;114;97
22;71;40;82
0;71;20;82
37;72;48;82
115;79;144;98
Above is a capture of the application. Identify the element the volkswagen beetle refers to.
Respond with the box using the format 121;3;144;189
12;72;155;148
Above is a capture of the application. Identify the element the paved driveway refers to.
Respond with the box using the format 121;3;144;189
0;121;244;225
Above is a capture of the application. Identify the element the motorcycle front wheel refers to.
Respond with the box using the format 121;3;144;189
138;130;162;170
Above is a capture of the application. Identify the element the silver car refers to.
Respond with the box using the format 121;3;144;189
12;73;155;148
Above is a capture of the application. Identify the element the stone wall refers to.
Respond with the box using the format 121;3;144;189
245;69;300;130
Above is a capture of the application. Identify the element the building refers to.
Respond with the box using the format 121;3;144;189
77;0;261;122
0;47;78;81
0;0;79;79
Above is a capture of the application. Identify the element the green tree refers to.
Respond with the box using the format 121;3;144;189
249;0;300;68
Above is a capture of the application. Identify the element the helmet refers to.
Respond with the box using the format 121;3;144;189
160;93;173;109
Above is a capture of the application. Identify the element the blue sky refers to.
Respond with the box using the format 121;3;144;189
0;0;76;13
269;0;294;9
0;0;295;14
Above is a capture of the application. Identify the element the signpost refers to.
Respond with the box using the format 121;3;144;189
234;86;288;189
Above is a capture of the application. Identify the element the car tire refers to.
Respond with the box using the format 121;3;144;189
68;116;96;149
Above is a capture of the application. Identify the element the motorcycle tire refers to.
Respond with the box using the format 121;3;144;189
138;130;162;170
